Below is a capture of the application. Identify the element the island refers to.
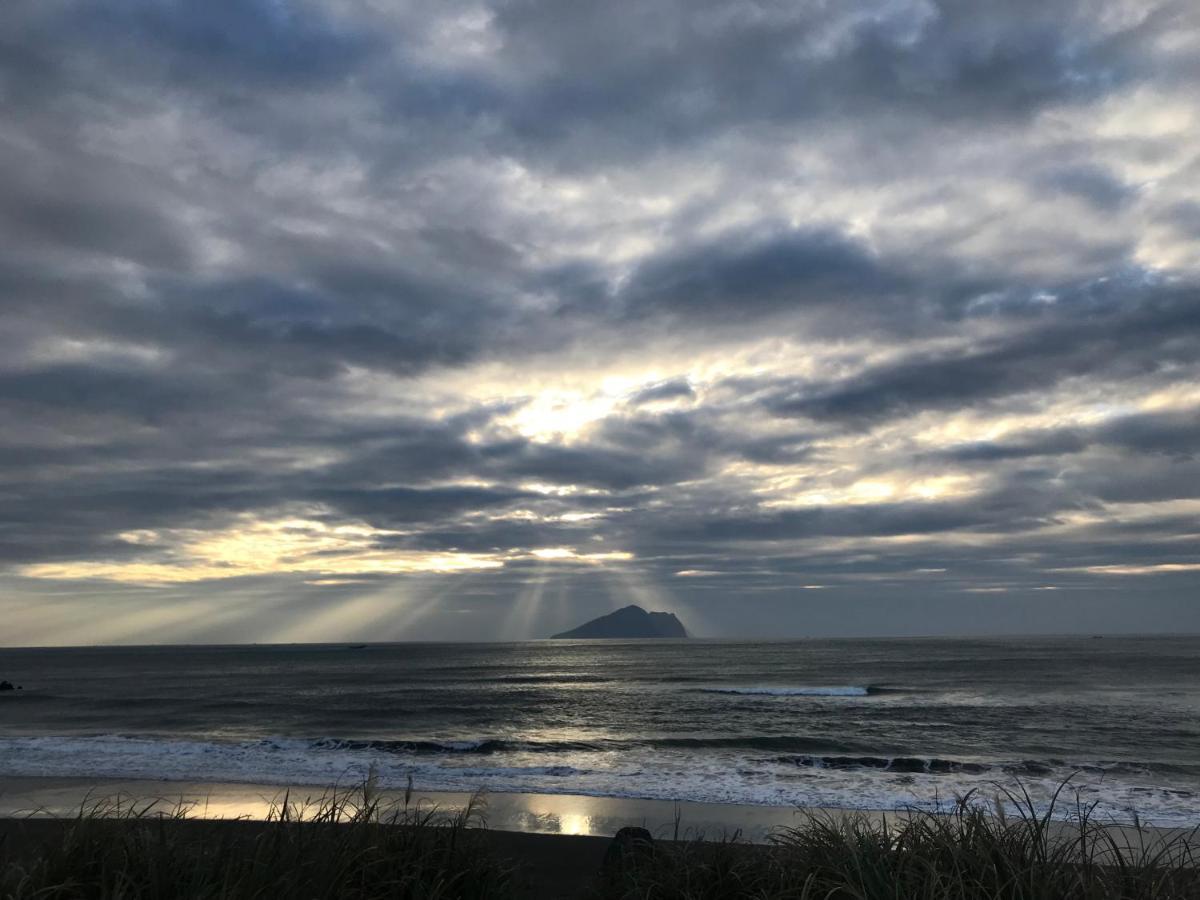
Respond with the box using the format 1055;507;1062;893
551;604;689;639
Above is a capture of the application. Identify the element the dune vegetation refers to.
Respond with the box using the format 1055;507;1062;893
594;785;1200;899
1;782;1197;898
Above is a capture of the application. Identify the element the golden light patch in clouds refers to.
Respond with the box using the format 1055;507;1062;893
1053;563;1200;576
406;333;878;444
911;404;1106;448
907;379;1200;451
558;511;605;522
19;554;505;585
518;482;588;496
528;547;634;564
1139;388;1200;412
1031;498;1200;539
529;547;576;560
18;517;505;585
18;518;639;585
761;473;984;509
484;367;701;444
503;389;623;442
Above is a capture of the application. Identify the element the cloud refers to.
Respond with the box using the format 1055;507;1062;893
628;379;695;405
620;228;907;320
932;407;1200;463
1;0;1198;642
759;277;1200;423
1034;164;1134;211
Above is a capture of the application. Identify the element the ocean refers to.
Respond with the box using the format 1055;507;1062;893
2;636;1198;825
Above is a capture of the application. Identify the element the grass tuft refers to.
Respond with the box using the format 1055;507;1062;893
0;786;517;899
593;785;1200;899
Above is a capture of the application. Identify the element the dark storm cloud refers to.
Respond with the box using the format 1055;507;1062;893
73;0;376;85
665;500;992;543
932;408;1200;463
932;429;1090;462
0;138;196;272
0;365;208;418
488;0;1149;160
620;228;909;320
1034;165;1134;212
1164;202;1200;237
759;278;1200;424
628;379;695;405
1;0;1198;642
313;484;536;525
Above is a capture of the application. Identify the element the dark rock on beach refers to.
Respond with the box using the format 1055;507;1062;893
601;826;656;879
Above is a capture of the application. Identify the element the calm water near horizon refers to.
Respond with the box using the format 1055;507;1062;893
2;636;1198;825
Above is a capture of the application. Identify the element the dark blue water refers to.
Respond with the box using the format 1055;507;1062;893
2;636;1198;824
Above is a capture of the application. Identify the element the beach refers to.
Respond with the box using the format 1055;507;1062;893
0;775;812;841
3;775;1198;899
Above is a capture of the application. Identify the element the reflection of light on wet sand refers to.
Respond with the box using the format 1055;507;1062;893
2;779;1187;861
181;794;280;820
0;779;810;842
556;813;592;835
0;781;291;821
515;794;604;835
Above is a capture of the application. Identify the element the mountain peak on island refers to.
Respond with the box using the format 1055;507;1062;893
551;604;688;639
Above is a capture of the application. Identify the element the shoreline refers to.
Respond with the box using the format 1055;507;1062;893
3;775;1196;848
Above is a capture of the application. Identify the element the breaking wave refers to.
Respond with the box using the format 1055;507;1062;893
697;685;874;697
0;734;1195;824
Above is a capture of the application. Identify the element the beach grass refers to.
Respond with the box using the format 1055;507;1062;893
594;784;1200;899
0;784;519;899
2;781;1198;898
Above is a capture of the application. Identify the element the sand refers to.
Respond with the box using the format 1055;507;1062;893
0;775;816;842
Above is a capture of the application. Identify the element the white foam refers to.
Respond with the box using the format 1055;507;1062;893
1;735;1196;827
442;740;488;751
699;685;870;697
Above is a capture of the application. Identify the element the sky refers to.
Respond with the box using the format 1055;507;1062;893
1;0;1199;645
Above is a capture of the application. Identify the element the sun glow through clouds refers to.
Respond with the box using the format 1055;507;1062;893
2;0;1199;643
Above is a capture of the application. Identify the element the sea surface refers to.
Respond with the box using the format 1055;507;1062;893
2;637;1199;825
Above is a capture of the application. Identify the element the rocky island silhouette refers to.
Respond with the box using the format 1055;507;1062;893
551;604;688;639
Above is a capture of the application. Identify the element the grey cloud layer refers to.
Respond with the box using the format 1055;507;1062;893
1;0;1198;642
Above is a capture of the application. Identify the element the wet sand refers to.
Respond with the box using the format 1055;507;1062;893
0;775;814;842
3;775;1194;849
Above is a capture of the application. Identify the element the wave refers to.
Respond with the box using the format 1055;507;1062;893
38;734;1188;781
3;735;1186;782
313;735;881;755
771;755;1194;779
2;734;1196;825
309;737;603;755
773;755;992;775
697;685;874;697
